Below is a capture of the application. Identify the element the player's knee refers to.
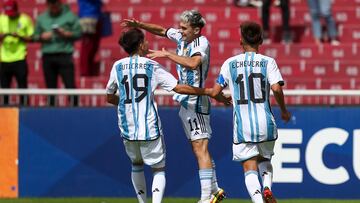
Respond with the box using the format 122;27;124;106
193;148;211;162
191;138;208;149
192;143;209;157
242;158;259;172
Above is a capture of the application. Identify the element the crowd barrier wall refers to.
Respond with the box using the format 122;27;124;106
0;107;359;198
0;108;18;198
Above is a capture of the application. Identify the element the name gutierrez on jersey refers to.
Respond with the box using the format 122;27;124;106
231;61;267;68
117;63;153;71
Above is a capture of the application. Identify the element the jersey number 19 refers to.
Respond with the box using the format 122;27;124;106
121;74;148;104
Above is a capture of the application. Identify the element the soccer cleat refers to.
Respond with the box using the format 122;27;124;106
263;187;277;203
210;188;226;203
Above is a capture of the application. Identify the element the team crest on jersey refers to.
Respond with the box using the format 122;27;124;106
182;47;190;56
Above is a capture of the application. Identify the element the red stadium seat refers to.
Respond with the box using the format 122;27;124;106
20;0;360;106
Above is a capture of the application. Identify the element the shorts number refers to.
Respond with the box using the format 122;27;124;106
235;73;265;104
121;74;148;104
188;118;200;132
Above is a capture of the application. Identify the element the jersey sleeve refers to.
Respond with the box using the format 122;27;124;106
166;28;182;43
106;65;118;94
190;37;208;62
153;63;178;91
267;58;284;86
216;61;230;88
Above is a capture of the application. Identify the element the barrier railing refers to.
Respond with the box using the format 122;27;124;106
0;89;360;106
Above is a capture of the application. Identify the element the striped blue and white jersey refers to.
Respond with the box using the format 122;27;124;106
106;55;178;141
216;52;284;143
166;28;211;114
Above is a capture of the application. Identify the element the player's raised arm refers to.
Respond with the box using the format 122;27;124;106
147;48;202;70
121;18;167;37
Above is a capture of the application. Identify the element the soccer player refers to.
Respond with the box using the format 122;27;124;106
121;10;226;203
200;21;291;203
106;28;225;203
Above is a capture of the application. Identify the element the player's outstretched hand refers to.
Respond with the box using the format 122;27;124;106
224;95;232;106
147;48;169;59
281;111;291;123
121;18;140;28
214;92;232;106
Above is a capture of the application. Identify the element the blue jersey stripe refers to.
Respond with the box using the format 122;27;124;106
145;61;154;140
135;56;141;139
261;59;274;140
244;53;255;142
205;44;210;79
174;41;189;109
196;61;203;113
250;52;260;142
195;62;210;115
229;59;243;142
176;63;182;79
116;63;129;139
182;45;193;108
188;47;194;77
176;40;182;79
151;100;160;138
129;56;138;139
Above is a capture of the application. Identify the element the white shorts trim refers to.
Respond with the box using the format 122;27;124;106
179;106;212;141
123;135;166;167
232;141;275;162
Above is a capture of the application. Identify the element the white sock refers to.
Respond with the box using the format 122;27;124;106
211;159;219;193
152;171;166;203
244;170;263;203
131;165;147;203
258;160;273;190
199;168;213;200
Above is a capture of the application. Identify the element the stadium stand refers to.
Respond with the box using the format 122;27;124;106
7;0;360;106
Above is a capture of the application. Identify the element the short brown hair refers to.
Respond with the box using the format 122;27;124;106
118;28;144;55
240;21;263;45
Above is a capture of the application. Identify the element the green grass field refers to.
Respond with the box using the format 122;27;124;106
0;198;359;203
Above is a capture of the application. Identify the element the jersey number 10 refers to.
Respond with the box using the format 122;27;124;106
235;73;266;105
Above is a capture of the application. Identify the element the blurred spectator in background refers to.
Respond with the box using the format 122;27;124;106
33;0;81;106
78;0;102;76
0;0;33;106
262;0;291;43
234;0;262;7
307;0;340;46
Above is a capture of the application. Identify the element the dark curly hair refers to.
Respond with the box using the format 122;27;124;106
118;28;144;55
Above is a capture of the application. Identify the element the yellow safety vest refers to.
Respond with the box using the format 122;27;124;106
0;13;34;62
